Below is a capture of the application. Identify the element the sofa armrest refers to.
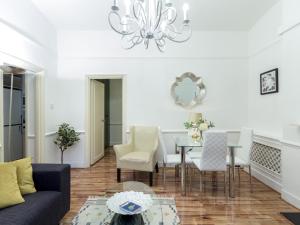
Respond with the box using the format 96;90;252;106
31;164;70;213
114;144;133;159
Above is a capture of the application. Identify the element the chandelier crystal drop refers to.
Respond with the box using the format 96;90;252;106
108;0;192;52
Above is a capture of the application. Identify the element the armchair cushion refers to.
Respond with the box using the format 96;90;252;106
120;151;152;163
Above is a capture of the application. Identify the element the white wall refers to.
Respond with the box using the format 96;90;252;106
109;79;122;145
280;0;300;209
0;0;58;163
54;30;248;167
248;0;300;209
247;1;282;137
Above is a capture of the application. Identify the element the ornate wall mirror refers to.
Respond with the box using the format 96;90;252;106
171;72;206;108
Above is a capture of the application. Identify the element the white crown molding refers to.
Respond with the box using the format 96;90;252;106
248;37;282;58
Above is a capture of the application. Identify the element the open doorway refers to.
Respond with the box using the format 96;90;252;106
87;75;125;166
0;65;44;163
3;71;25;161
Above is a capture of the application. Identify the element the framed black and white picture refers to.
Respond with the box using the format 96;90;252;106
260;68;279;95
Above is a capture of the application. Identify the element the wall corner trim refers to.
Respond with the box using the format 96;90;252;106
278;21;300;36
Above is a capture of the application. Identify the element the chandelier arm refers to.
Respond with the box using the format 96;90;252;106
108;11;124;35
132;0;140;19
131;34;143;45
155;39;166;52
109;11;141;36
163;7;177;25
144;39;150;49
133;0;147;25
166;23;192;43
121;35;137;50
153;0;163;31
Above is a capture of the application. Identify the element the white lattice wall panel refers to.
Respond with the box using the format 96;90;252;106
251;142;281;175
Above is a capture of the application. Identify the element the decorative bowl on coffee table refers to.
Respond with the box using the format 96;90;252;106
106;191;153;225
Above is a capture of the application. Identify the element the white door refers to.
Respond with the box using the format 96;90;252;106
90;80;105;165
25;73;36;161
0;69;3;162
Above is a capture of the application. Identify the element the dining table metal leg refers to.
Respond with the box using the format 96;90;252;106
181;146;186;196
175;144;179;178
229;146;236;198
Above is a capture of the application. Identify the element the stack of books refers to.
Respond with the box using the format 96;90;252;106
119;201;142;214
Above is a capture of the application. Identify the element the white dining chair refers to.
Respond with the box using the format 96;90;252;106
191;131;227;192
159;132;193;186
227;127;253;189
187;147;202;159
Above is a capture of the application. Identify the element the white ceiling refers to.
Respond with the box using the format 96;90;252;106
30;0;279;31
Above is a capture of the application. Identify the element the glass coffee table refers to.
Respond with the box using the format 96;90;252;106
70;181;163;225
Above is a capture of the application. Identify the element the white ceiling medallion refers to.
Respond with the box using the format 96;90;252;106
108;0;192;52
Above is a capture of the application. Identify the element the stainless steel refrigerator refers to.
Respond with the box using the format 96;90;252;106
3;87;24;161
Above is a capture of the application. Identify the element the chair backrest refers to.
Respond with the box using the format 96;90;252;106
199;131;227;171
158;130;168;163
236;127;253;164
130;126;159;152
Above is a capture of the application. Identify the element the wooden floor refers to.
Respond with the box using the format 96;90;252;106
62;150;298;225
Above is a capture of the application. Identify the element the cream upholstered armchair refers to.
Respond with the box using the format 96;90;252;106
113;126;159;186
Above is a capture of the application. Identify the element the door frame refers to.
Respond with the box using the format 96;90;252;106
85;74;127;167
0;58;45;163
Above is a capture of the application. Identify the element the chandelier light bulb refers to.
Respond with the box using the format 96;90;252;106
124;0;131;15
183;3;189;21
112;0;119;10
166;0;172;6
114;0;119;7
121;16;128;32
161;21;167;32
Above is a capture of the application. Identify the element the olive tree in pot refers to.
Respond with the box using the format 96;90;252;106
54;123;80;164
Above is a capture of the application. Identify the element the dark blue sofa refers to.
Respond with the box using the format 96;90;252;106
0;164;70;225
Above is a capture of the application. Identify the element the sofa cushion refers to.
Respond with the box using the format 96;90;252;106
0;164;24;209
10;157;36;195
0;191;63;225
120;151;151;163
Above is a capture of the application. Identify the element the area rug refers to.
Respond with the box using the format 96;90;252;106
72;196;180;225
281;212;300;225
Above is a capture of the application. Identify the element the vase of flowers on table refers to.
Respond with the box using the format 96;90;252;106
184;114;215;142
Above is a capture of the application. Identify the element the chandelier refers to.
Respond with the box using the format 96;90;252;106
108;0;192;52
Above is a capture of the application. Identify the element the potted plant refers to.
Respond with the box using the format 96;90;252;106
184;115;215;141
54;123;80;164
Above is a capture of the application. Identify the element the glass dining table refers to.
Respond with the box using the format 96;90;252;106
175;135;242;198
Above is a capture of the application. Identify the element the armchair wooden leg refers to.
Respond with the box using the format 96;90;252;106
200;171;203;192
224;171;227;194
117;168;121;183
249;165;253;192
149;172;153;186
163;163;166;186
238;166;241;186
155;163;159;173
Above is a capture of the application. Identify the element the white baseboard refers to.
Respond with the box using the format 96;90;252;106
282;189;300;209
249;164;282;193
69;162;89;168
110;141;122;146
